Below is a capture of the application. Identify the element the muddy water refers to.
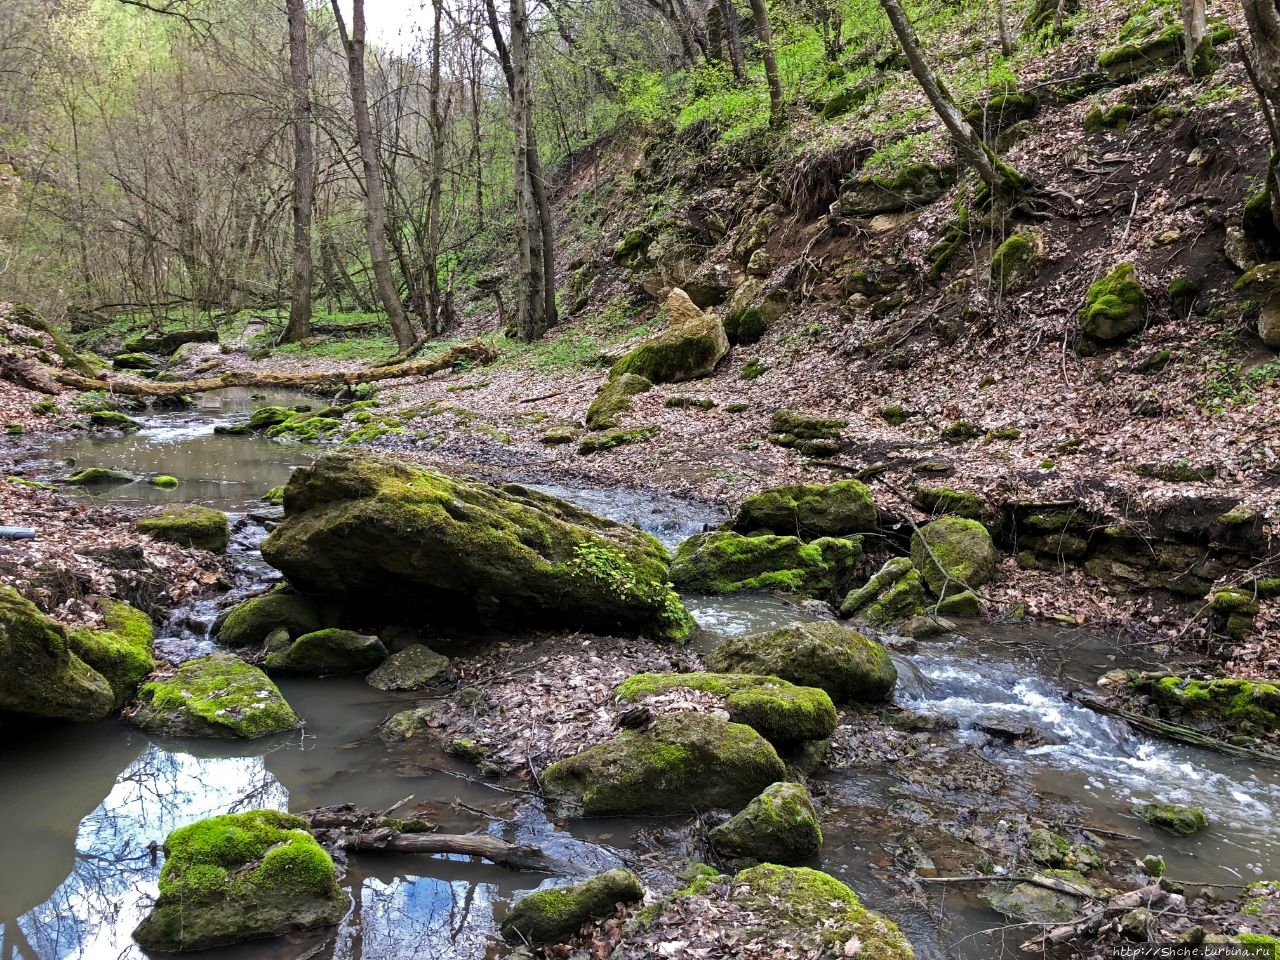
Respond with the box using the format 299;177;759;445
5;401;1280;959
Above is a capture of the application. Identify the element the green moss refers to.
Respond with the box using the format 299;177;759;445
927;207;971;280
1213;589;1261;616
964;92;1040;136
217;589;324;647
709;781;822;863
67;467;134;486
734;480;876;539
148;475;179;489
1083;103;1137;132
68;600;155;708
742;358;767;380
608;312;728;384
586;372;652;430
911;516;998;597
941;420;982;444
7;475;55;490
990;233;1040;293
670;530;862;598
879;404;911;426
578;425;659;454
262;485;286;505
1080;263;1146;341
665;395;717;409
1136;675;1280;732
89;410;142;432
266;415;344;442
724;307;769;346
29;398;60;416
137;504;230;552
1135;802;1208;835
615;672;837;744
912;486;988;521
500;869;644;944
132;652;299;739
767;409;845;457
263;628;387;675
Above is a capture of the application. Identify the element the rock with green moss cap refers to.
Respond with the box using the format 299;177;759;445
841;162;955;217
608;289;729;384
990;229;1044;293
262;485;285;505
1080;262;1146;341
1136;802;1208;836
911;517;998;596
1128;675;1280;734
578;425;659;454
89;410;142;432
66;467;134;486
585;372;652;430
262;452;691;641
541;713;786;816
615;673;836;745
766;409;846;457
68;599;155;708
840;557;925;624
149;475;180;489
217;588;324;647
137;504;230;552
733;480;877;539
264;629;387;675
912;486;990;522
1236;261;1280;349
378;706;434;743
131;809;345;951
113;352;161;371
670;530;861;598
366;643;451;690
935;589;982;617
130;652;299;739
709;781;823;863
706;621;897;704
500;868;644;944
0;586;114;721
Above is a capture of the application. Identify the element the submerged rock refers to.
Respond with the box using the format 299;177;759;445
0;586;114;721
706;621;897;704
733;480;877;539
137;504;230;553
541;713;785;816
132;809;345;952
378;707;435;743
66;467;134;486
67;599;155;708
670;530;862;597
366;644;451;690
614;673;837;745
1136;802;1209;836
264;629;387;675
984;871;1092;923
608;289;729;384
130;652;299;739
708;781;823;863
500;868;644;945
262;452;691;641
217;588;325;648
910;516;998;596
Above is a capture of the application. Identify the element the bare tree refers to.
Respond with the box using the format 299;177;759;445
747;0;785;127
279;0;314;344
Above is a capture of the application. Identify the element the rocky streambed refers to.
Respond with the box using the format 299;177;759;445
4;394;1280;960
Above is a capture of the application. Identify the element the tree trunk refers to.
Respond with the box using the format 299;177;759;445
1242;0;1280;231
329;0;416;350
426;0;449;335
879;0;1025;201
747;0;784;128
717;0;746;81
280;0;314;345
1181;0;1211;77
997;0;1015;57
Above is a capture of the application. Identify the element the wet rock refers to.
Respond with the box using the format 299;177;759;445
0;586;114;722
89;410;141;432
66;467;134;486
264;629;387;675
129;652;299;739
263;452;692;642
901;613;956;638
1140;854;1166;877
1127;675;1280;734
670;530;862;598
585;372;652;430
705;621;897;704
500;868;644;945
1135;802;1208;836
137;504;231;553
840;557;925;625
217;588;325;648
1028;828;1070;865
67;599;155;709
984;871;1093;923
733;480;877;539
614;673;837;745
366;644;451;690
708;781;822;863
131;809;345;952
608;288;729;384
541;713;785;816
935;589;982;617
378;707;435;743
910;516;998;596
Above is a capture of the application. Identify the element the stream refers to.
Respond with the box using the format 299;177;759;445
3;392;1278;960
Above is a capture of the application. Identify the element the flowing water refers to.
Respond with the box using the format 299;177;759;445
4;396;1279;959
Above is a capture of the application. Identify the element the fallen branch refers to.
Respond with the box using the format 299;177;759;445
1022;883;1168;950
48;340;498;397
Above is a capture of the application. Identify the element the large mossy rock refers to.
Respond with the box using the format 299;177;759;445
261;452;691;641
607;289;729;384
366;643;451;690
615;865;914;960
0;587;114;721
500;868;644;945
614;673;837;745
263;629;387;675
840;557;926;625
706;621;897;704
585;372;652;430
132;809;346;952
1136;802;1208;835
910;517;998;596
217;588;325;648
708;781;823;863
1080;262;1146;341
123;328;218;356
541;713;786;816
137;504;230;553
68;599;155;708
670;530;861;597
733;481;877;539
1128;675;1280;735
840;162;954;217
129;653;299;739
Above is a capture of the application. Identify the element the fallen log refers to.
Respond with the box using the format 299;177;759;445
47;340;498;398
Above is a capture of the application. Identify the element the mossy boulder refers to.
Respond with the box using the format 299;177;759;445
131;809;345;952
578;425;659;454
129;652;299;739
1080;262;1146;341
149;475;180;489
1136;802;1208;835
248;406;295;430
366;643;451;690
262;452;691;641
608;289;729;384
733;480;877;539
706;621;897;704
841;162;955;217
1129;675;1280;735
540;713;786;816
708;782;823;863
500;869;644;945
669;530;862;597
217;588;325;647
585;372;652;430
123;328;217;355
67;600;155;708
936;590;982;617
1235;261;1280;349
912;486;989;522
964;91;1040;136
910;517;998;596
113;352;161;371
66;467;134;486
766;409;846;457
615;673;837;745
89;410;142;432
262;485;286;505
137;504;230;553
263;629;387;675
840;558;926;625
990;229;1044;293
378;706;435;743
0;586;114;721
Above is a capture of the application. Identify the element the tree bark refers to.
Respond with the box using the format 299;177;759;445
329;0;416;350
1181;0;1211;77
997;0;1015;57
426;0;450;335
280;0;314;345
1242;0;1280;232
716;0;746;81
747;0;785;128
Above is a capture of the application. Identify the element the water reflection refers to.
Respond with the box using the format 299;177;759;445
332;870;498;960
